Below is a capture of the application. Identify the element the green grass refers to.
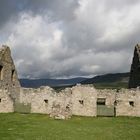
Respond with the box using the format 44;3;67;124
0;113;140;140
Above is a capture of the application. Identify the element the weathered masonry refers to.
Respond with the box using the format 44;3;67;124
129;44;140;88
0;45;140;119
0;46;20;113
14;86;140;118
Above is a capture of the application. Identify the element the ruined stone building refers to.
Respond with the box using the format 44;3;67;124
0;46;20;112
0;45;140;119
129;44;140;88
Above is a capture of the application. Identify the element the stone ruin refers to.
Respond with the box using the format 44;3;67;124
129;44;140;88
0;45;140;119
0;46;20;113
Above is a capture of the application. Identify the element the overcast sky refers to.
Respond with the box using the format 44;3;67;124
0;0;140;79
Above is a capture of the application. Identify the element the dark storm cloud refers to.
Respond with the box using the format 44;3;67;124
25;0;79;21
0;0;140;78
0;0;79;26
0;0;19;27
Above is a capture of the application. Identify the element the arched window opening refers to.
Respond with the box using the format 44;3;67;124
0;65;3;80
11;70;15;81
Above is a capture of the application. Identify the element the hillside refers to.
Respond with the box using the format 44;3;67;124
19;73;130;89
19;77;87;88
81;72;130;89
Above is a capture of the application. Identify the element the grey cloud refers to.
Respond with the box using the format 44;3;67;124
0;0;79;27
14;0;79;22
0;0;19;27
0;0;140;78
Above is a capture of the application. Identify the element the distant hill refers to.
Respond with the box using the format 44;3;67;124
19;73;130;89
81;72;130;89
19;77;88;88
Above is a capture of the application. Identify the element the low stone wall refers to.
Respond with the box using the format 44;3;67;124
97;88;140;117
19;86;72;119
1;84;140;118
18;85;97;118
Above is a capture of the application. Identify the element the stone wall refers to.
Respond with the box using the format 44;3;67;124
12;85;140;118
19;86;72;119
129;44;140;88
71;85;97;117
0;46;20;102
116;89;140;117
18;85;97;118
97;88;140;117
0;89;14;113
50;88;72;119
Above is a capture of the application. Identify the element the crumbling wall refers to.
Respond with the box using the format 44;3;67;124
19;87;54;114
31;87;56;114
18;85;97;118
71;85;97;117
97;88;140;117
0;89;14;112
19;86;72;119
50;88;72;119
135;90;140;116
129;44;140;88
116;89;140;117
0;46;20;102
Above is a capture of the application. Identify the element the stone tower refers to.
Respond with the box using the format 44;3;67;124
129;44;140;88
0;45;20;101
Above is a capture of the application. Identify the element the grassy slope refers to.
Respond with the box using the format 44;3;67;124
0;113;140;140
81;73;129;89
94;82;128;89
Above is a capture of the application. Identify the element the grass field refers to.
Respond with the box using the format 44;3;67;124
0;113;140;140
